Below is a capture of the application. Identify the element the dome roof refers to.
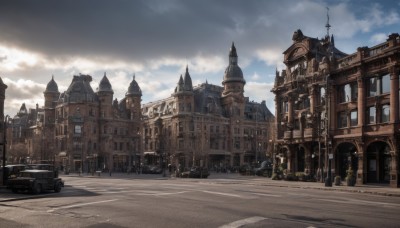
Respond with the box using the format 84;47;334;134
45;76;59;93
98;73;113;92
126;74;142;96
223;42;246;84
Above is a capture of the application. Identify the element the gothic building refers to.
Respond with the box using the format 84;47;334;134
50;74;143;172
272;28;400;187
141;43;274;171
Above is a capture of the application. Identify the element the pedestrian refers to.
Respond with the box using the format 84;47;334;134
109;169;112;176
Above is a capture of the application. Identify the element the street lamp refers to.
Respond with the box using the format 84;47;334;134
324;73;332;187
2;115;10;185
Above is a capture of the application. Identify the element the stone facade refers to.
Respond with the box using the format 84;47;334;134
4;43;275;173
141;43;275;171
272;29;400;187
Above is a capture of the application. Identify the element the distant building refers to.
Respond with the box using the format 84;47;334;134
52;74;143;172
272;28;400;187
141;43;275;171
5;43;275;173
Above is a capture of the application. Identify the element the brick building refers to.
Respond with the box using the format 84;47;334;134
272;29;400;187
50;74;143;173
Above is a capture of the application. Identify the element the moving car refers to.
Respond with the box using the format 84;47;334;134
180;167;209;178
141;165;162;174
254;160;273;177
7;170;64;194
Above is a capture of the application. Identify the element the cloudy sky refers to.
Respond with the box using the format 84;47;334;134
0;0;399;117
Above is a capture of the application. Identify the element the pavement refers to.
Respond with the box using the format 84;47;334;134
1;171;399;202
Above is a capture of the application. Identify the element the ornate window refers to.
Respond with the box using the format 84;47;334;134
367;106;376;124
381;104;390;123
350;110;358;127
337;111;347;128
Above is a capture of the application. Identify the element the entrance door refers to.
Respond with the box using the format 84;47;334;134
367;155;377;182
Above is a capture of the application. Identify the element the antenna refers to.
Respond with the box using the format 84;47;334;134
325;7;331;37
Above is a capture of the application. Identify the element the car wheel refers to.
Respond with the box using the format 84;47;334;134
54;182;62;193
32;183;42;194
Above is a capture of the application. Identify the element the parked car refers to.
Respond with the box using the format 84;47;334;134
0;164;27;186
141;165;162;174
26;164;58;177
7;170;64;194
254;160;273;177
4;164;27;179
180;167;209;178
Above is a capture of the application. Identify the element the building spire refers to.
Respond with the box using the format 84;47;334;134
325;7;331;37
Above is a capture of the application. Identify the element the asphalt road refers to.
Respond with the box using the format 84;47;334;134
1;174;400;228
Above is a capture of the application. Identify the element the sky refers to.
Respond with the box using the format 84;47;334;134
0;0;399;117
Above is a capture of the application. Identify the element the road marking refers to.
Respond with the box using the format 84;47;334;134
219;216;267;228
47;199;117;212
316;198;400;208
202;190;245;198
250;192;282;197
154;191;189;196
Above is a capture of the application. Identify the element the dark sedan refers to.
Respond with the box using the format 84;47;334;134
180;167;209;178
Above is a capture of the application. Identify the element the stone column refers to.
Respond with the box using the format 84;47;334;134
390;150;399;187
357;75;365;126
240;153;244;165
288;96;294;124
309;85;316;114
390;67;399;123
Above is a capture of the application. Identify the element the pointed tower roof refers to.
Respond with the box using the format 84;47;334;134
45;75;59;93
229;42;238;58
223;42;245;85
98;72;113;92
183;65;193;91
126;74;142;96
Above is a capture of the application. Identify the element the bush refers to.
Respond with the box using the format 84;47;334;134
346;168;356;186
295;172;306;181
271;173;280;180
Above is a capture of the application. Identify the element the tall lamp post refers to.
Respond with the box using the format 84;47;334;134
324;73;332;187
2;115;10;185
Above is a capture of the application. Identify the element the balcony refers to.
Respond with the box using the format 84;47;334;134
293;130;302;139
283;131;292;140
304;128;313;138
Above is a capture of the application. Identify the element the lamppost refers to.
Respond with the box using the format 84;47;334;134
2;115;10;185
324;73;332;187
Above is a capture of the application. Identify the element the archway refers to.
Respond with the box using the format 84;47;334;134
335;142;358;179
366;141;391;183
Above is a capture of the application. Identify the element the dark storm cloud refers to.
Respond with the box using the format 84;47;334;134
0;0;301;63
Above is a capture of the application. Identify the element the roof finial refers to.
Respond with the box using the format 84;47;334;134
133;73;135;81
325;7;331;37
104;72;106;77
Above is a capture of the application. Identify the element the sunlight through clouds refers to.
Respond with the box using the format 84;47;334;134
0;45;40;71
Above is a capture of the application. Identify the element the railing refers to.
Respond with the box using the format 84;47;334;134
368;43;389;57
292;130;302;139
337;53;357;69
